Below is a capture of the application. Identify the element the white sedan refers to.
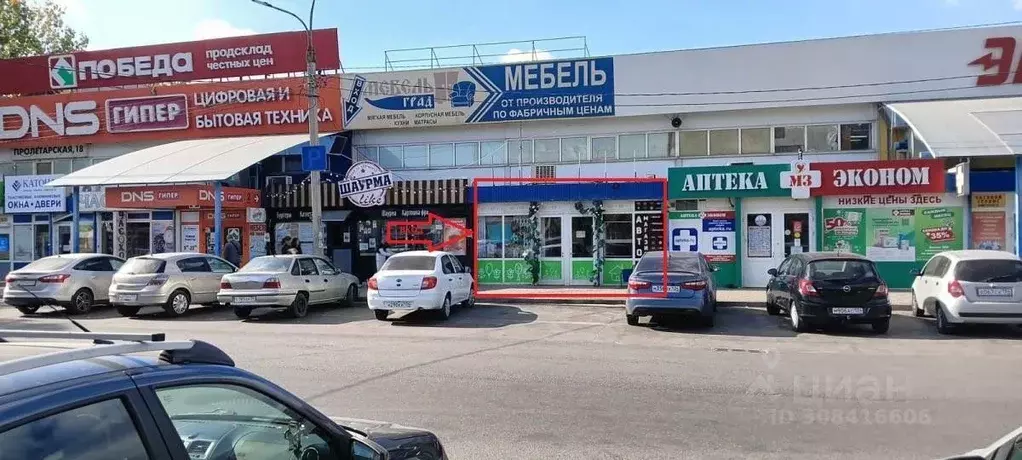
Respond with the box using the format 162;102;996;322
217;255;360;319
911;249;1022;334
367;250;474;321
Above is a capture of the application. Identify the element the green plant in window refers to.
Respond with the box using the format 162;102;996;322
574;200;606;286
523;201;542;285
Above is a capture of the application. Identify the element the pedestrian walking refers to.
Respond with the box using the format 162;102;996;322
375;243;393;271
222;237;242;267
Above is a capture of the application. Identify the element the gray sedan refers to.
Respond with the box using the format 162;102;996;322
217;255;360;319
110;252;237;317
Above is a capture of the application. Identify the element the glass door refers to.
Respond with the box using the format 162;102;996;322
783;213;811;257
569;216;594;286
539;217;563;285
54;222;72;254
34;223;52;259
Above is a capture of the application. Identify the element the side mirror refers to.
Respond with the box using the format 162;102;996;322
910;268;922;276
767;268;778;276
352;439;386;460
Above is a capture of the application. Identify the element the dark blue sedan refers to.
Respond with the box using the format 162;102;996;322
625;251;718;327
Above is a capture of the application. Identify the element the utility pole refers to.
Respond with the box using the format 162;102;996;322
252;0;324;256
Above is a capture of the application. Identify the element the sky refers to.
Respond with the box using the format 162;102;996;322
52;0;1022;71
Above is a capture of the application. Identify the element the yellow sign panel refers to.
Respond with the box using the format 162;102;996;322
972;193;1006;209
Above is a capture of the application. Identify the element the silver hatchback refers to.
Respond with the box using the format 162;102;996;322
110;252;237;317
3;254;125;315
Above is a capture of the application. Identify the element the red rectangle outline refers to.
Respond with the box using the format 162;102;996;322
471;177;669;299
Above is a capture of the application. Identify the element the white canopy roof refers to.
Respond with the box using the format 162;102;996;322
886;98;1022;158
47;134;320;187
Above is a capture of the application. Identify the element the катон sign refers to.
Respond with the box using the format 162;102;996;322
668;159;946;199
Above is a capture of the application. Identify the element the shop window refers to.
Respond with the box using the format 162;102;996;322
379;146;403;169
773;126;805;153
357;146;378;162
571;217;594;258
0;232;9;260
507;140;534;165
126;222;151;258
72;158;92;172
679;131;708;156
0;162;14;177
34;224;51;258
709;129;739;155
13;225;32;261
455;142;479;166
806;125;839;152
429;143;454;168
840;123;871;151
604;214;632;258
592;137;616;161
561;137;588;162
534;139;560;163
14;161;33;175
35;162;53;175
78;221;95;253
740;128;771;154
283;155;303;173
480;141;507;165
672;200;698;211
478;216;504;258
403;145;428;168
541;217;561;257
504;216;529;258
648;132;674;158
619;134;646;159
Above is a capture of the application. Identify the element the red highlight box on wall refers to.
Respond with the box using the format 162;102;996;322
471;176;669;300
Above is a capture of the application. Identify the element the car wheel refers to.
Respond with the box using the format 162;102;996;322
790;301;808;333
374;310;389;321
15;306;39;315
288;293;309;319
461;287;475;308
68;288;95;315
911;292;925;317
936;304;955;335
116;305;140;317
233;306;252;319
872;318;890;334
626;314;639;326
345;285;358;307
163;290;191;317
437;295;452;320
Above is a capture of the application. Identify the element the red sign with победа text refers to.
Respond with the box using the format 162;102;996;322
0;29;340;95
809;159;946;196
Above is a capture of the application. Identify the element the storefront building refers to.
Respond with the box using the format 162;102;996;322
667;158;960;288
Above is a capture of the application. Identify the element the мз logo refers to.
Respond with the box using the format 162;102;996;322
49;55;77;89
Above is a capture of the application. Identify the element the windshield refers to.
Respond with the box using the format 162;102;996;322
956;259;1022;283
120;257;166;274
634;253;701;274
239;257;293;273
806;259;876;281
20;257;72;272
382;255;436;271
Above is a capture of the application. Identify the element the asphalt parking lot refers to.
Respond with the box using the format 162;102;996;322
2;300;1021;459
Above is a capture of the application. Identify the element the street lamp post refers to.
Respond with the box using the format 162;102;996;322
252;0;324;256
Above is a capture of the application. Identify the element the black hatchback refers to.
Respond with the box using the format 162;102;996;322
765;252;892;334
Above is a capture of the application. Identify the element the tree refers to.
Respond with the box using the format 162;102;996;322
0;0;88;59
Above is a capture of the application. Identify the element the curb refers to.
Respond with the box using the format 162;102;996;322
476;298;913;312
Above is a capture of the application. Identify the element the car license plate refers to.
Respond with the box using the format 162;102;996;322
117;294;138;302
386;301;413;309
972;288;1013;298
234;296;256;304
651;285;682;293
831;307;864;315
16;281;36;287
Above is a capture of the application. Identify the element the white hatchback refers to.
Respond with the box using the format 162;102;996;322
367;251;474;321
911;250;1022;334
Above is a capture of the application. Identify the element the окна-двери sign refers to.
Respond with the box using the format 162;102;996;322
343;58;615;129
4;175;65;213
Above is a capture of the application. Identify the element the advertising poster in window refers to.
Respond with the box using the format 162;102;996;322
633;214;664;258
971;211;1006;250
151;221;174;254
822;203;964;262
668;211;736;262
181;225;199;252
440;218;468;256
746;214;772;258
249;224;267;259
0;234;9;260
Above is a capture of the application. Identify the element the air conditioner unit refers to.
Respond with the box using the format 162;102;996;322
534;165;555;179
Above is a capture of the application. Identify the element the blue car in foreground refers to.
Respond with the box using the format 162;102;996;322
625;251;718;327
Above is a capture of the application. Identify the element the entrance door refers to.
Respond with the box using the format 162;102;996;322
54;222;72;254
568;216;594;286
539;217;563;285
742;199;814;287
